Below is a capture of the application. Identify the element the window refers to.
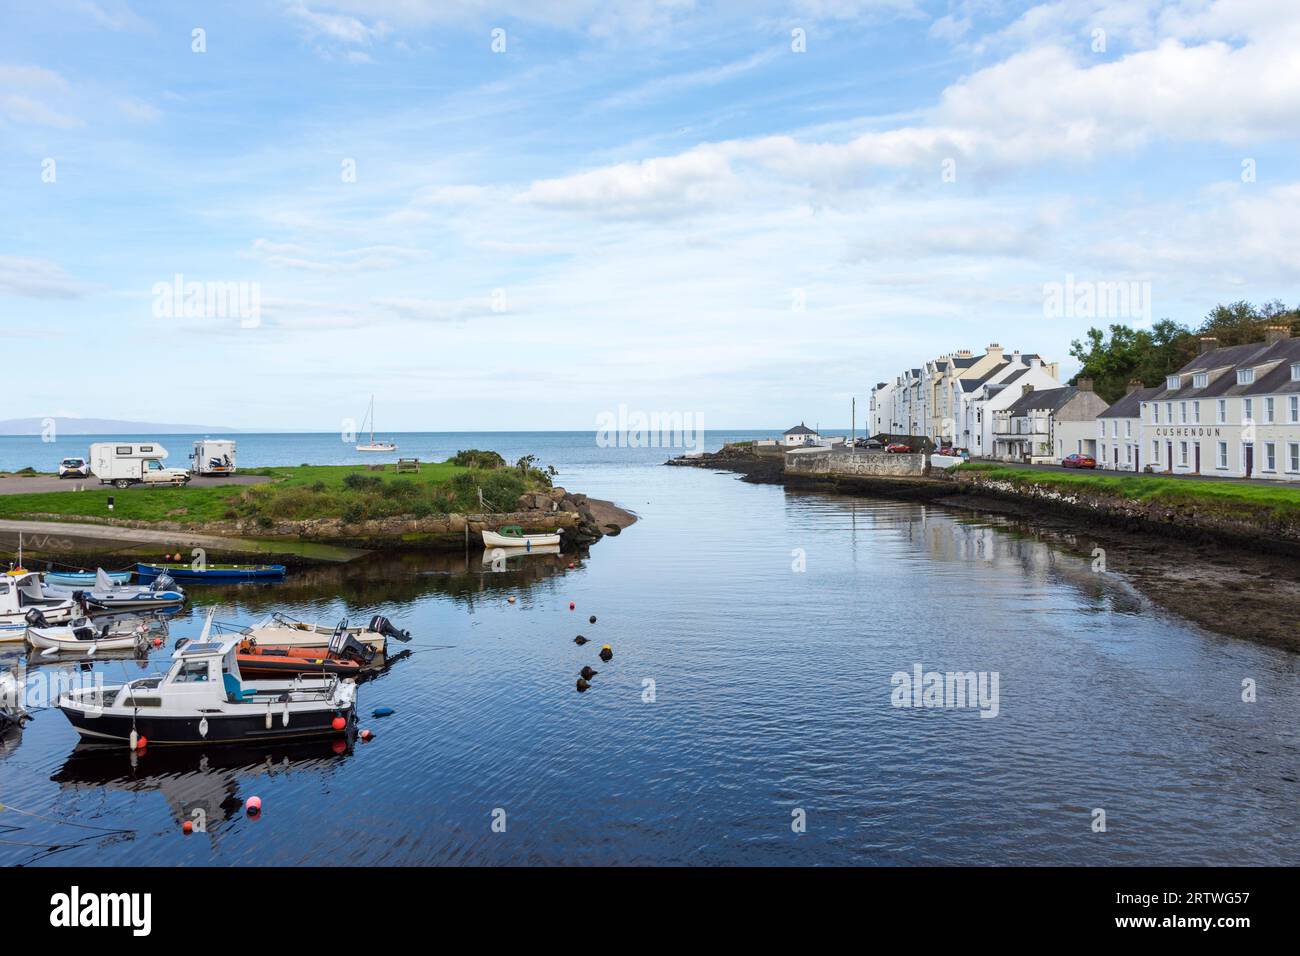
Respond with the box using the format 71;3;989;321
1265;397;1275;423
1125;420;1131;438
115;446;132;455
1217;399;1226;424
1289;443;1299;473
1166;374;1180;390
1291;362;1300;381
1125;444;1132;464
1265;442;1277;472
1180;401;1187;423
172;661;210;683
1152;440;1160;463
1153;404;1160;424
1180;441;1188;466
1237;368;1255;385
1165;402;1173;422
1193;372;1208;388
1217;442;1228;469
1243;398;1253;423
1193;401;1200;424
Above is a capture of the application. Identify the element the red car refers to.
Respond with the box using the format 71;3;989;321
885;443;913;453
1062;453;1096;469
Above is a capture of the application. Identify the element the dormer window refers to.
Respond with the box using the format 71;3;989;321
1292;363;1300;382
1166;375;1180;390
1193;372;1208;388
1237;368;1255;385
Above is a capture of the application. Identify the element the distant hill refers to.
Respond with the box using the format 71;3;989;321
0;417;238;436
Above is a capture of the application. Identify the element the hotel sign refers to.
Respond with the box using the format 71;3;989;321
1153;427;1223;438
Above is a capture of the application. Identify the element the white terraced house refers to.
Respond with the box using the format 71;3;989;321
992;379;1110;463
1134;325;1300;479
870;344;1061;446
1096;382;1162;471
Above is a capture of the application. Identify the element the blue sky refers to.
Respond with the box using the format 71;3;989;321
3;0;1299;430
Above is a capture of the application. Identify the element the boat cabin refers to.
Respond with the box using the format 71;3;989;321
1;572;70;614
154;636;261;706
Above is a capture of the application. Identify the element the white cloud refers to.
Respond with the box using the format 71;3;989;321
0;256;91;299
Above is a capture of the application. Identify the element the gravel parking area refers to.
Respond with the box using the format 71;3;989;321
0;474;270;495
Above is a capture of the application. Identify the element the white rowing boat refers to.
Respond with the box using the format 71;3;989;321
482;526;563;549
28;618;155;655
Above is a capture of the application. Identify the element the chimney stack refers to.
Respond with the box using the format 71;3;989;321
1264;324;1290;346
1022;384;1034;397
1199;336;1218;354
1077;377;1094;392
1126;379;1144;395
986;343;1004;361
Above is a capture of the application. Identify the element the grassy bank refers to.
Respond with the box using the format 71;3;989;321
956;463;1300;517
0;455;554;527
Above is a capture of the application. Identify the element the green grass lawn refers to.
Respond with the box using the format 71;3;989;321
0;461;549;525
956;462;1300;516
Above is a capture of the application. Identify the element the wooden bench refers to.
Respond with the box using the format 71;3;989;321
396;458;420;473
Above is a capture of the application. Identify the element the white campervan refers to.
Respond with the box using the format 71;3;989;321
192;439;237;476
89;442;191;488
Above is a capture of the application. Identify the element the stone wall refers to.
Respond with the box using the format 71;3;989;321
784;449;930;479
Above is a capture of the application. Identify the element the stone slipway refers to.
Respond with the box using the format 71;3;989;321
0;519;366;564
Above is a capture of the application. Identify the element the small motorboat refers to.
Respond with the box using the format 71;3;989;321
136;562;287;584
57;611;356;746
481;525;563;549
43;569;185;612
45;569;133;588
241;612;408;653
0;571;79;642
27;616;159;656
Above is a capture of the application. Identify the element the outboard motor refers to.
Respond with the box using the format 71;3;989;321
151;574;177;593
24;608;49;628
327;620;376;665
367;615;411;642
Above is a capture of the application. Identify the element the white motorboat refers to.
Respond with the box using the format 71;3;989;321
42;568;185;612
57;611;357;746
240;612;409;653
0;667;22;730
0;571;78;643
482;526;563;549
355;395;397;452
28;616;159;655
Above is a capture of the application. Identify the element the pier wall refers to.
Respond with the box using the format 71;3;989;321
784;450;929;479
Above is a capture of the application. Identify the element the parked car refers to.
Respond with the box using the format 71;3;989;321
1062;453;1097;469
57;457;90;479
885;443;913;453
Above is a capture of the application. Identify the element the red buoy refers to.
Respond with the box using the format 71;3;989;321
246;796;262;816
135;735;148;749
332;739;347;754
183;820;193;834
331;716;346;731
569;601;575;610
360;729;374;742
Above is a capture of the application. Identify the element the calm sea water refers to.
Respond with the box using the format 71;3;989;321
1;433;1297;865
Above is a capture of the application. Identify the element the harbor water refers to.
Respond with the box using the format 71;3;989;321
1;433;1297;865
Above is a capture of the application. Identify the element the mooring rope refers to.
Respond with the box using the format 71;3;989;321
0;801;136;834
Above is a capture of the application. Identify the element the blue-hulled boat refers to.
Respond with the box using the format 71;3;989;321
45;569;132;588
136;562;286;584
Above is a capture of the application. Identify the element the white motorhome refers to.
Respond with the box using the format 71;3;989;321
192;439;237;476
89;442;191;488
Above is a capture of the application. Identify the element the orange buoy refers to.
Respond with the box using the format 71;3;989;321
135;735;148;749
331;716;346;731
183;820;193;835
246;796;262;816
360;729;374;741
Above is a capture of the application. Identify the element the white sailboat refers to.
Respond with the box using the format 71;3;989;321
356;395;397;452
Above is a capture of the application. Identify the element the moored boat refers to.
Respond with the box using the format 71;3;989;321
27;617;160;655
45;569;133;588
235;641;364;678
57;612;356;746
137;562;286;584
482;525;563;549
240;612;409;653
42;569;185;612
0;571;79;642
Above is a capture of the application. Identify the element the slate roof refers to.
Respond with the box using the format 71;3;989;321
1002;386;1080;415
1098;386;1162;419
784;423;818;435
1146;337;1300;402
